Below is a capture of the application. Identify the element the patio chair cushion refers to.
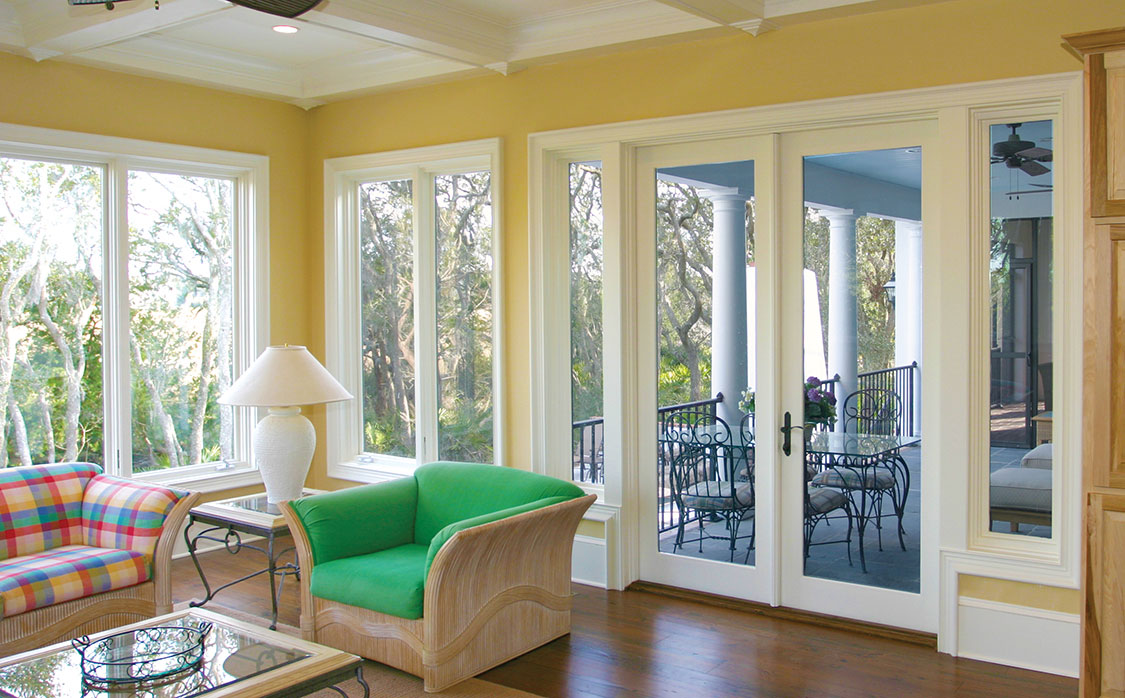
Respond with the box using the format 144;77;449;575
990;466;1052;512
309;543;430;620
0;545;150;619
82;475;186;558
811;466;895;491
1020;443;1053;470
0;463;101;561
680;482;754;510
807;486;847;515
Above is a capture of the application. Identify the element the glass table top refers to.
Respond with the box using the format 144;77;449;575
0;615;310;698
806;431;920;457
225;490;319;517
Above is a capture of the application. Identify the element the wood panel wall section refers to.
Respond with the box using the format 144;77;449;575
1063;27;1125;698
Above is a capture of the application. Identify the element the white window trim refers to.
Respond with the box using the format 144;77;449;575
527;72;1082;598
0;122;269;492
965;99;1082;563
324;138;504;483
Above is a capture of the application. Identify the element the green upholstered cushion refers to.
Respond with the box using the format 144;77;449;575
413;462;585;544
309;543;429;619
289;477;418;565
424;495;571;577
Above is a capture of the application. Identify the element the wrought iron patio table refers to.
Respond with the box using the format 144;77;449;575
805;431;919;572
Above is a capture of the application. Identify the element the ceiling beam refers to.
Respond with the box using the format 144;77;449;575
17;0;232;61
301;0;509;71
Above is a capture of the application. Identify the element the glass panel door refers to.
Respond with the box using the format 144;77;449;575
778;121;936;632
637;136;777;602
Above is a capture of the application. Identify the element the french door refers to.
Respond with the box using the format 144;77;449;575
636;120;938;632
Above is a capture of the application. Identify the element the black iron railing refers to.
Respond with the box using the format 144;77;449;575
817;363;917;436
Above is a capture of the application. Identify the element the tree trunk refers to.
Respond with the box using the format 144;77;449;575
7;395;31;468
130;337;182;470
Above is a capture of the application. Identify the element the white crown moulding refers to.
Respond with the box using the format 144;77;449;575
732;18;779;36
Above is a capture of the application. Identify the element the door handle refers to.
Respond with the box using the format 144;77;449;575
780;411;804;456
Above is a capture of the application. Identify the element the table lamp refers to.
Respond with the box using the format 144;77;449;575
219;345;352;504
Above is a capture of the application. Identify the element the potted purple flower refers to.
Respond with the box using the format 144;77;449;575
740;378;837;443
803;376;838;429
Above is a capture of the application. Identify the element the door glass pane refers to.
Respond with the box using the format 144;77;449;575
802;147;922;592
570;161;605;484
987;120;1054;538
128;171;234;472
655;159;757;566
0;157;104;468
359;179;416;459
434;171;493;462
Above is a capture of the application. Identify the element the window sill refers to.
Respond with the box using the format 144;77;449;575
133;464;263;493
328;458;416;484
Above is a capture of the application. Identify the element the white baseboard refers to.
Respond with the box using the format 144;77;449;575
956;597;1079;677
572;534;608;588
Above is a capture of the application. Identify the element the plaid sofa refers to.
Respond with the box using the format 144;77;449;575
0;463;199;656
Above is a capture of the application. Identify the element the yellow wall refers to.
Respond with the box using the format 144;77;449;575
0;52;310;357
960;574;1080;615
305;0;1116;486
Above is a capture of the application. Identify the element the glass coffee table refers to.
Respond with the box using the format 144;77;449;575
184;490;322;630
0;608;368;698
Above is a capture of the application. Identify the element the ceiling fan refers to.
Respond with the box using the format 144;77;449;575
67;0;325;17
991;123;1053;177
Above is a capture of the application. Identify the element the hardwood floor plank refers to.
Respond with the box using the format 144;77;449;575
171;546;1078;698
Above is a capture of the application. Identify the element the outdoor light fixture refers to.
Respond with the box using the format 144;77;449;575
884;275;897;304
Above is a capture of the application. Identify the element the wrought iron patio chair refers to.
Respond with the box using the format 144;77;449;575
663;411;755;563
817;388;909;553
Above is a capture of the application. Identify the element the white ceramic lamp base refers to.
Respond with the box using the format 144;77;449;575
253;407;315;504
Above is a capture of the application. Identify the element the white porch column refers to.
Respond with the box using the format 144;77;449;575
895;219;923;436
825;210;858;404
709;193;749;426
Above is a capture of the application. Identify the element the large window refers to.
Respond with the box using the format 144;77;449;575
325;140;502;477
0;126;267;487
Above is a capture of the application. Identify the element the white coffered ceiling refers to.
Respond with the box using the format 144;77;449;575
0;0;951;108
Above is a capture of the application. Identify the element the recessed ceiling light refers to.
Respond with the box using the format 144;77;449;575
273;24;299;34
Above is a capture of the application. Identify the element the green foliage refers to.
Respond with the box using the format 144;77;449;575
1;160;233;470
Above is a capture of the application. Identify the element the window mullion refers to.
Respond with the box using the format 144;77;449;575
104;161;132;477
414;168;439;464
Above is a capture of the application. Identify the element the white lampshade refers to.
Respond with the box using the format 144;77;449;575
220;345;352;407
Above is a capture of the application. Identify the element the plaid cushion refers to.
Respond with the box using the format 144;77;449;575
82;476;186;558
0;463;102;562
0;545;149;619
812;466;895;491
681;481;755;510
807;486;847;515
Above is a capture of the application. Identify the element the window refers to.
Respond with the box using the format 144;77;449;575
569;161;605;484
0;125;267;489
984;118;1056;539
325;140;502;479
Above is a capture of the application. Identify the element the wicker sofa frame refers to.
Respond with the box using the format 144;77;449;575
0;490;200;656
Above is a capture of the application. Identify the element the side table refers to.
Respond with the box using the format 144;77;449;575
183;490;322;630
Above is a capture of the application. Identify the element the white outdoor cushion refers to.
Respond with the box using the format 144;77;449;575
990;466;1052;512
1021;442;1053;470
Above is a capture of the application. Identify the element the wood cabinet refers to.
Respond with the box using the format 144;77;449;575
1062;27;1125;698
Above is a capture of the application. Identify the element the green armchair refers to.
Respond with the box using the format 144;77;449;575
282;462;596;693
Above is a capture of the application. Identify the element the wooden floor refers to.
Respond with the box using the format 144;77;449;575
171;539;1078;698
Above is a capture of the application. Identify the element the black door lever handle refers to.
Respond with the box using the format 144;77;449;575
779;411;805;456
